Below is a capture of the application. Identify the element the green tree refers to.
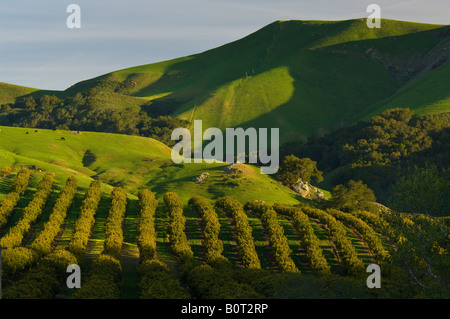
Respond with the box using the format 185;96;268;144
328;180;376;212
277;155;323;187
21;96;37;110
389;165;450;217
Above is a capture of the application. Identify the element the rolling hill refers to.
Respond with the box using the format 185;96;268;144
0;125;303;204
3;19;450;144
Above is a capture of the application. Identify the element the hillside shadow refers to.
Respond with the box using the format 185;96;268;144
123;21;450;147
82;150;97;167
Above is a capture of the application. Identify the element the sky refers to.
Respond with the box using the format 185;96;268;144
1;0;449;90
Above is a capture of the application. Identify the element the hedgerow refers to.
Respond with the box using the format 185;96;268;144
163;192;194;262
188;196;228;266
30;176;78;256
326;208;390;263
102;187;127;259
302;207;365;276
71;254;122;299
137;189;158;262
0;168;33;230
137;259;190;299
3;249;77;299
273;203;330;274
214;197;261;269
72;188;127;299
244;201;299;273
0;173;54;249
68;180;102;263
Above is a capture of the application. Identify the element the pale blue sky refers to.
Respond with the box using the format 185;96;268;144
1;0;449;90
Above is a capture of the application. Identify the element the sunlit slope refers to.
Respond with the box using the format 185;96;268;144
6;19;450;143
0;83;40;105
68;19;450;141
0;126;301;204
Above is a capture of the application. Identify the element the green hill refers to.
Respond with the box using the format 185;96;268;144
0;82;40;105
63;19;450;142
2;19;450;145
0;125;302;204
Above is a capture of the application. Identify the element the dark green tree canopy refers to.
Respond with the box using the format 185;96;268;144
277;155;323;187
328;180;376;212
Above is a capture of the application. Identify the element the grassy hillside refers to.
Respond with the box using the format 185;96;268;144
2;19;450;145
0;125;302;205
0;82;40;105
63;19;450;142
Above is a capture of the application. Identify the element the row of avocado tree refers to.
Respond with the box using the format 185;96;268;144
273;203;331;274
68;180;102;263
72;187;127;299
136;189;190;299
30;176;78;256
2;176;79;299
301;206;365;276
188;196;228;266
0;173;54;249
244;201;299;273
0;168;32;230
214;197;261;269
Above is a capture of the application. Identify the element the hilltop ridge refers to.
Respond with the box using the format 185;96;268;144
2;19;450;143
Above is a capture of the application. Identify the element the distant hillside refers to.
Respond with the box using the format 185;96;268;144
0;83;39;105
0;126;302;205
2;19;450;144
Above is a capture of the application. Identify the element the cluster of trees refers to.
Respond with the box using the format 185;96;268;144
184;263;264;299
244;201;298;273
162;192;274;299
354;210;396;244
215;197;261;269
188;196;228;266
273;204;330;274
377;209;449;296
1;246;37;279
276;156;323;187
3;249;78;299
137;259;190;299
302;207;365;276
30;176;78;256
163;192;194;262
72;254;122;299
68;180;102;263
286;108;450;214
0;173;55;249
0;92;190;146
326;208;390;263
389;164;449;217
0;168;32;229
328;180;377;213
2;176;78;281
